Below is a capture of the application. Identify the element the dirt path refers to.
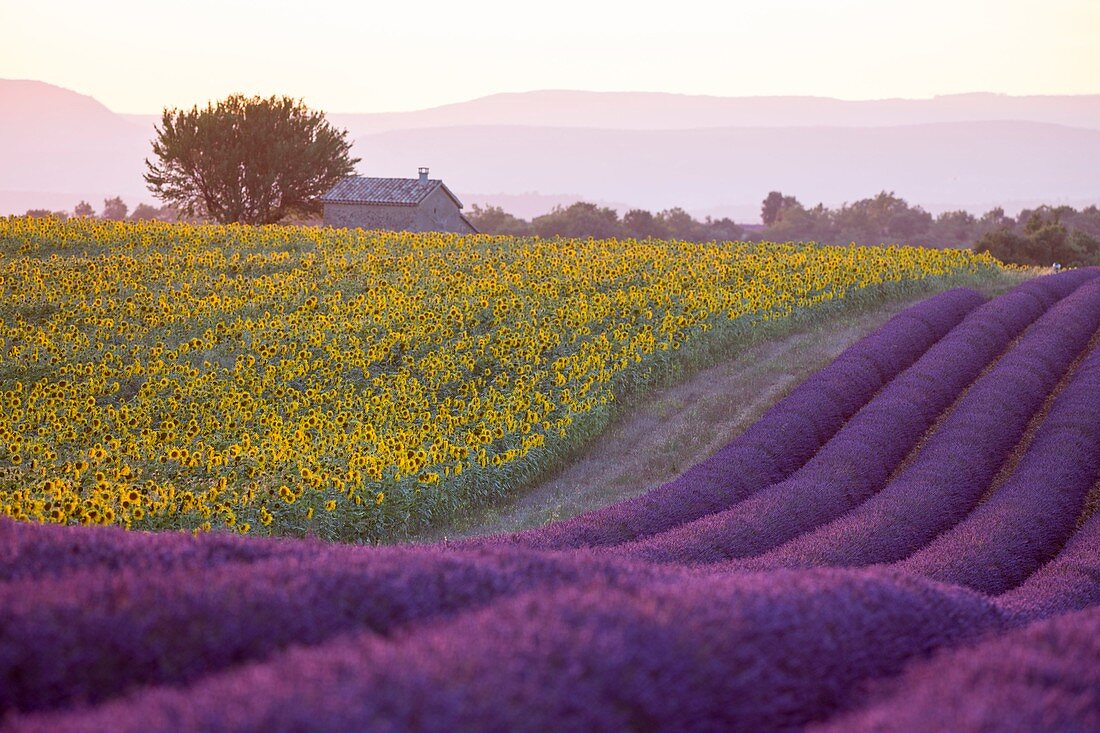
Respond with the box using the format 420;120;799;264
425;295;945;541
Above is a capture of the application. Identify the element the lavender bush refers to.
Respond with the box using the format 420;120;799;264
599;271;1084;564
754;274;1100;569
900;323;1100;594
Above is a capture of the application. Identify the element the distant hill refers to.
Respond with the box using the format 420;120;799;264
4;80;1099;219
0;80;152;210
298;91;1100;135
356;122;1100;220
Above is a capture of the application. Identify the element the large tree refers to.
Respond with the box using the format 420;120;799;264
144;94;359;224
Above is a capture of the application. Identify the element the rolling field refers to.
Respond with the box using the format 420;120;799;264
0;217;996;541
2;268;1100;730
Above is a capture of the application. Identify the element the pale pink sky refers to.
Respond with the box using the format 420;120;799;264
3;0;1099;113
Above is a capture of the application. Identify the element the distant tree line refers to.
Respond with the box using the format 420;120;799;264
758;190;1100;266
467;202;744;243
25;197;195;223
22;189;1100;267
468;191;1100;266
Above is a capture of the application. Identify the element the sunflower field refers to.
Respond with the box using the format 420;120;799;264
0;217;999;541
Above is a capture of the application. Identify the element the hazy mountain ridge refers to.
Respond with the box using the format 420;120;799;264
357;121;1100;220
3;80;1099;219
122;90;1100;135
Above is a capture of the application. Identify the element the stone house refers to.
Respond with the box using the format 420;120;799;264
320;168;477;234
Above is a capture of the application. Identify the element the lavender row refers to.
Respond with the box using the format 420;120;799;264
597;271;1081;564
469;287;986;551
753;274;1100;570
2;567;1005;733
0;519;317;583
813;606;1100;733
0;540;678;715
900;334;1100;595
7;497;1100;722
999;507;1100;620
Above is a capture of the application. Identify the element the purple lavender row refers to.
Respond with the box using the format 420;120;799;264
812;606;1100;733
7;520;1099;732
597;271;1090;565
752;273;1100;570
0;519;316;583
899;334;1100;595
6;497;1099;724
998;507;1100;620
0;541;679;715
1;567;1005;733
469;287;986;551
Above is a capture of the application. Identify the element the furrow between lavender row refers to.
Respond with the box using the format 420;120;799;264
594;271;1085;564
750;274;1100;570
900;337;1100;594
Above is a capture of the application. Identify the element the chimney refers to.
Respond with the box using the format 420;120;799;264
418;167;429;184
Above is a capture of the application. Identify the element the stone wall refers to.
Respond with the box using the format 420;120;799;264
323;188;476;234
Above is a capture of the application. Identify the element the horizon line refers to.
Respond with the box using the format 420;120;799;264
8;78;1100;117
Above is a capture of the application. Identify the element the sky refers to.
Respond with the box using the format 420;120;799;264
2;0;1099;113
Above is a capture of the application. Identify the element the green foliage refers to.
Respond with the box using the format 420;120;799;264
622;208;666;239
144;94;360;225
129;203;183;222
974;229;1035;265
468;191;1100;260
761;191;800;227
466;204;533;236
759;192;1100;261
532;202;622;239
101;196;128;221
472;202;744;243
24;209;67;220
976;209;1100;267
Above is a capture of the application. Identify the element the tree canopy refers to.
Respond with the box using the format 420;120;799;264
761;191;799;227
754;191;1100;264
468;201;743;243
975;209;1100;267
101;196;128;221
144;94;359;225
467;191;1100;266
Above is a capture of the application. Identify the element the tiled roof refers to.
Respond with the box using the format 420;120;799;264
320;176;464;208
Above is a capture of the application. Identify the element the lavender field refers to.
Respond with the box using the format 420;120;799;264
3;269;1100;732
